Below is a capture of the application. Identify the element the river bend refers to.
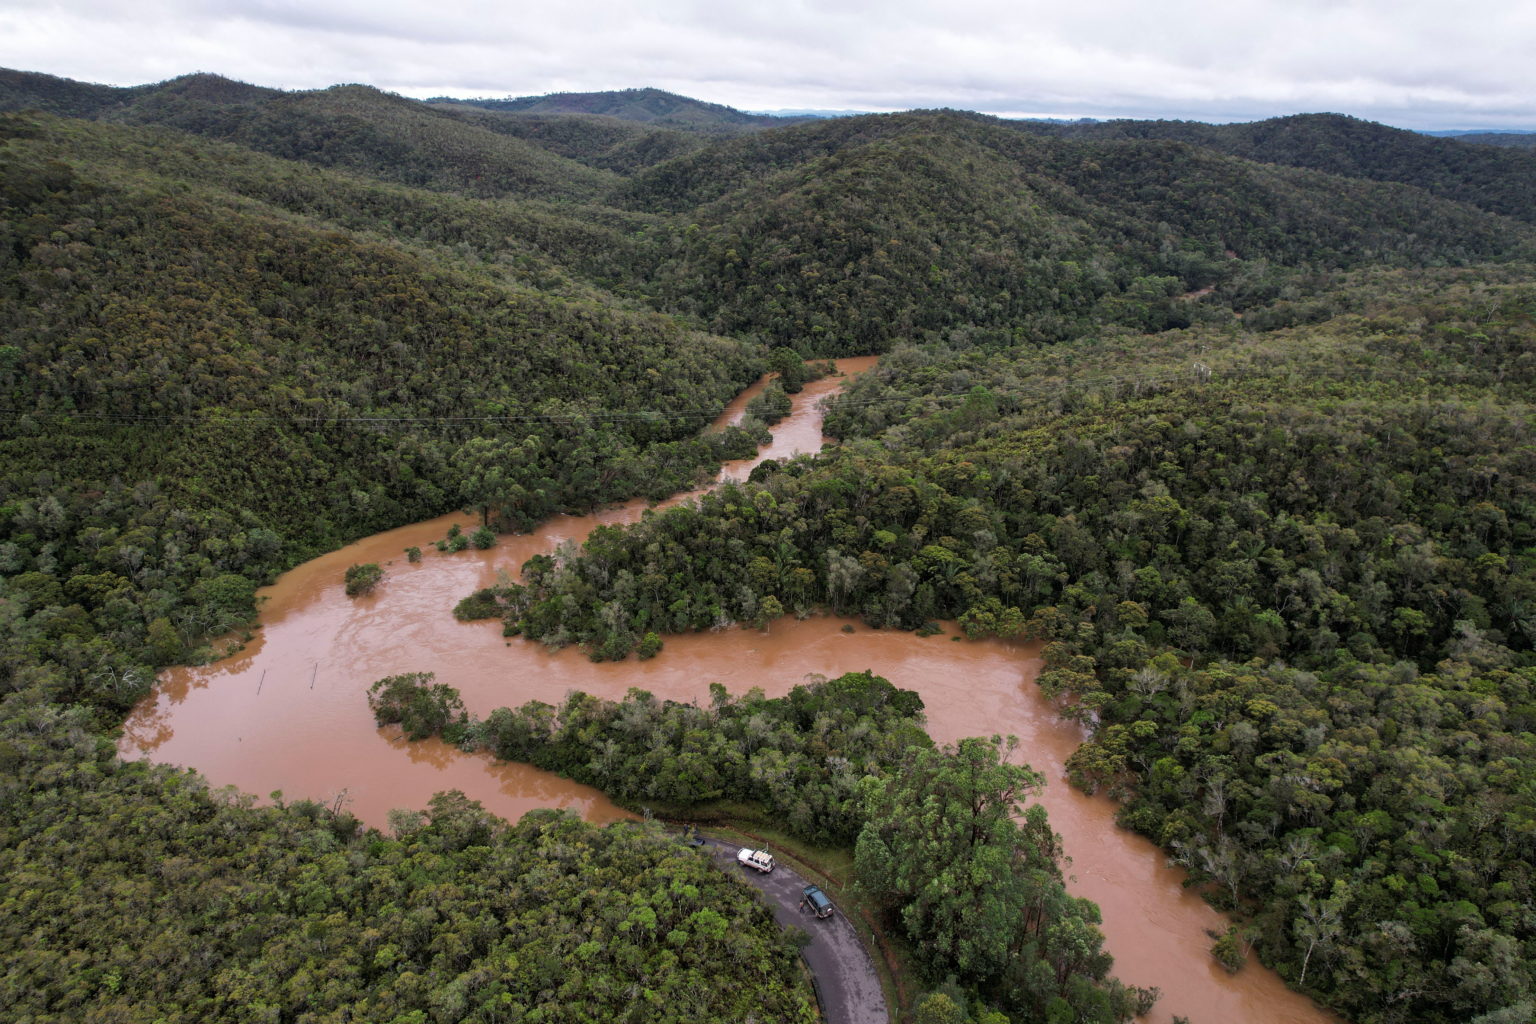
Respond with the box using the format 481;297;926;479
122;358;1331;1024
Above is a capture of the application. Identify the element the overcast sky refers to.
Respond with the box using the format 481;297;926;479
3;0;1534;130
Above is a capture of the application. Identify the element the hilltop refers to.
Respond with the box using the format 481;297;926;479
429;86;813;129
1014;111;1536;223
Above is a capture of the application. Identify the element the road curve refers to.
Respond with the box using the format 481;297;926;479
702;839;887;1024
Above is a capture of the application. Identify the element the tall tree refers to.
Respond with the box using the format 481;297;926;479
854;736;1048;979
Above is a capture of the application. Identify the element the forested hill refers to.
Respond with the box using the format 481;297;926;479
1016;112;1536;225
0;67;157;116
0;73;792;188
0;107;775;706
624;109;1534;350
11;70;1534;357
428;86;811;129
1452;131;1536;150
0;71;621;200
418;107;709;174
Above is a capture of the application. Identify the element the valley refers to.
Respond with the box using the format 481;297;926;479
3;69;1534;1024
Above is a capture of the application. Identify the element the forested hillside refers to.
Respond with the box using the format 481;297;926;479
4;68;1535;1024
1;70;623;200
510;270;1536;1023
1452;132;1536;150
1;716;815;1023
0;108;770;715
421;107;708;174
1018;112;1536;225
631;111;1532;350
0;100;807;1022
430;86;807;129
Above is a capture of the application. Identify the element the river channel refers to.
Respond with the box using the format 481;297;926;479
121;357;1332;1024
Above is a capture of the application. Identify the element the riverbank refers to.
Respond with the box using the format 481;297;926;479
121;357;1335;1024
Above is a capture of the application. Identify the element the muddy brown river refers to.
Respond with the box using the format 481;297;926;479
121;358;1333;1024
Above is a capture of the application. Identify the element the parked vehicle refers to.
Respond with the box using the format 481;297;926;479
737;848;775;873
801;884;834;919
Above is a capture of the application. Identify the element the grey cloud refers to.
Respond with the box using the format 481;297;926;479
0;0;1532;129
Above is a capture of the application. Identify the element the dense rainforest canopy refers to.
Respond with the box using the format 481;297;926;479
1;712;816;1023
366;669;1158;1022
494;275;1536;1022
3;67;1536;1024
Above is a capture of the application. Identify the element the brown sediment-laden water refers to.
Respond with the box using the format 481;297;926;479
121;355;1332;1024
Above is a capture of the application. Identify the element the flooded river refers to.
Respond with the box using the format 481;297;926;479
121;357;1332;1024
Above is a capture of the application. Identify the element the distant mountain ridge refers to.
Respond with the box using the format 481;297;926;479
0;67;279;117
1009;111;1536;224
0;69;625;199
8;68;1534;220
5;65;1531;370
1424;128;1536;137
428;87;812;130
1447;132;1536;149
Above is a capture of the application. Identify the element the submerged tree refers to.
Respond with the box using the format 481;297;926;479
343;562;383;597
367;671;468;742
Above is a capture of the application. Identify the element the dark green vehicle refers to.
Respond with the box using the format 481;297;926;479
801;884;834;919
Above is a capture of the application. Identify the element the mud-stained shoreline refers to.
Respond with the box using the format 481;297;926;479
121;356;1333;1024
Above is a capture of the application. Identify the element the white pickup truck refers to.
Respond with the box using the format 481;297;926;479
737;848;775;873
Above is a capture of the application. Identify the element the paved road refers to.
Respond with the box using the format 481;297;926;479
703;839;887;1024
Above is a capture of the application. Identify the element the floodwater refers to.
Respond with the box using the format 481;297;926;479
121;355;1332;1024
